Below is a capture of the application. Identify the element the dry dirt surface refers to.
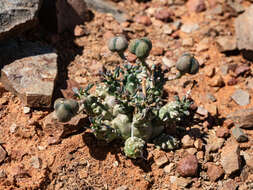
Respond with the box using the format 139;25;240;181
0;0;253;189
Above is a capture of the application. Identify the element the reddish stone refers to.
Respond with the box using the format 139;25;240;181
235;65;250;76
216;127;230;138
221;139;241;175
227;77;238;86
223;119;234;129
187;0;206;13
135;15;152;26
207;163;224;181
154;8;174;22
151;47;164;56
177;154;198;177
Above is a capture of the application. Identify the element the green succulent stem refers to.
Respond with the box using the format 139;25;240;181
117;51;126;60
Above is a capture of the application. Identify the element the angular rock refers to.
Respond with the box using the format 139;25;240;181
206;133;225;153
221;179;238;190
194;139;203;150
177;154;198;177
154;8;173;22
0;0;42;40
187;0;206;13
227;108;253;129
39;0;91;33
207;163;224;182
154;155;169;167
208;75;225;87
234;65;250;77
216;127;229;138
227;0;244;14
221;139;241;175
216;36;237;52
115;186;129;190
235;5;253;51
231;126;248;142
170;176;190;188
181;23;199;33
182;38;194;47
42;112;87;140
231;89;250;106
241;150;253;169
135;15;152;26
0;145;7;163
164;163;175;173
1;40;58;108
162;57;175;68
181;135;194;148
196;106;208;116
30;156;42;169
84;0;128;23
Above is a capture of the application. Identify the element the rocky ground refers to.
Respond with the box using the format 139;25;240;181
0;0;253;189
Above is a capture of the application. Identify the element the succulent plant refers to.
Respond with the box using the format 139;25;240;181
108;36;128;59
54;98;79;122
53;36;199;159
176;53;199;75
124;137;145;159
108;36;128;52
153;133;180;150
129;38;152;59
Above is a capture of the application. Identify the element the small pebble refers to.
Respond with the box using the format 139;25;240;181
23;107;31;114
231;126;248;142
231;89;250;106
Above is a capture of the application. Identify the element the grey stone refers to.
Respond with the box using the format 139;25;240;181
231;89;250;106
235;5;253;51
181;23;199;33
231;126;248;142
220;64;229;75
0;145;7;163
30;156;42;169
216;36;237;52
162;57;175;68
172;21;182;30
196;106;208;116
0;0;42;40
0;40;58;108
84;0;128;23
